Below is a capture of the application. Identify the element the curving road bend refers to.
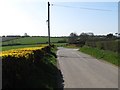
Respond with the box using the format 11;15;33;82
57;47;118;88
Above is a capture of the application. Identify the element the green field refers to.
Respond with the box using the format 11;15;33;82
2;44;41;51
2;43;68;51
1;36;68;51
2;37;67;45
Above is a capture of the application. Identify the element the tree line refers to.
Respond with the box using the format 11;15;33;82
68;32;120;46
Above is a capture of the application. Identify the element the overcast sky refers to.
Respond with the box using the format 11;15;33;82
0;0;119;36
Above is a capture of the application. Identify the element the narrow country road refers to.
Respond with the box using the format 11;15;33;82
57;47;118;88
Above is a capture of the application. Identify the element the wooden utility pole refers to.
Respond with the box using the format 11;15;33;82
48;2;50;46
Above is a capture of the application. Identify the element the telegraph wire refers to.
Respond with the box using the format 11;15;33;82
51;4;112;11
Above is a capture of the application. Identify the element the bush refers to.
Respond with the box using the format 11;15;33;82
1;45;58;88
86;40;119;52
57;40;67;43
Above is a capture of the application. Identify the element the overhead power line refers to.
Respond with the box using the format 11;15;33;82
51;4;112;11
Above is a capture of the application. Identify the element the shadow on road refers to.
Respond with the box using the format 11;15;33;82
57;69;64;89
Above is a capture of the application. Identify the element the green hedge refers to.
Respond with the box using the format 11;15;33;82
2;45;59;89
86;40;119;52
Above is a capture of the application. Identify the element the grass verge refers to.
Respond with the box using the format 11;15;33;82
79;46;119;66
64;44;79;49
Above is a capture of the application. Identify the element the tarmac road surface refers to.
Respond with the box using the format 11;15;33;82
57;47;118;88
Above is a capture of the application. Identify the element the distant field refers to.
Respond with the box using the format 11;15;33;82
2;43;68;51
1;36;68;51
2;37;67;45
1;36;20;42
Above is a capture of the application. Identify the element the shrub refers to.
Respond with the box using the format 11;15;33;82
1;45;58;88
86;40;119;52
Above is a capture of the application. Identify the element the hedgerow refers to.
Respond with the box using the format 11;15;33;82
86;40;119;52
1;45;59;88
